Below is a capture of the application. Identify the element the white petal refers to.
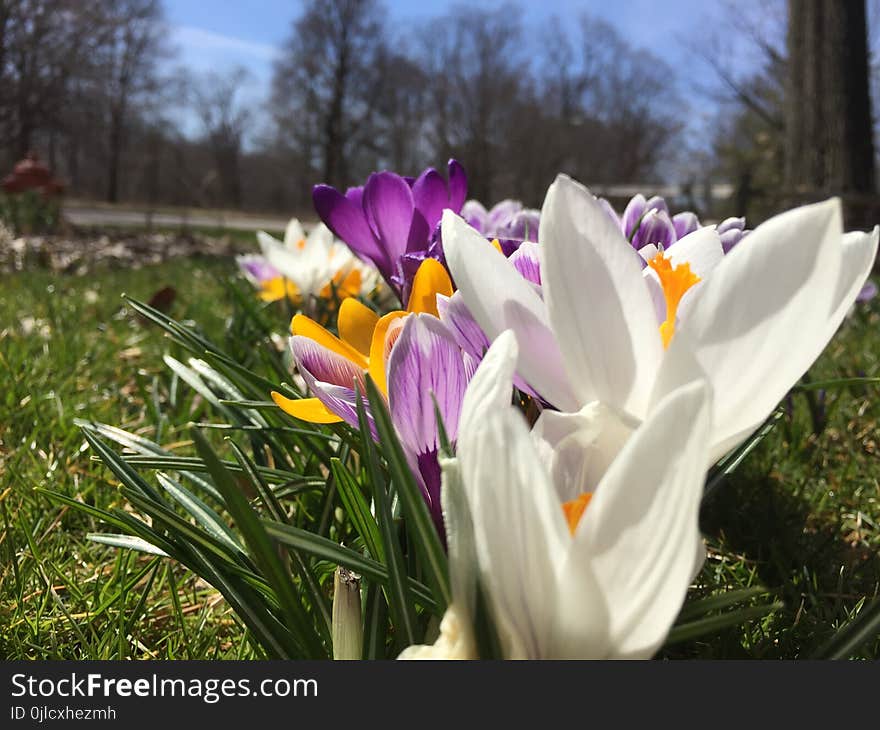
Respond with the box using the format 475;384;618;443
442;210;579;411
397;604;475;659
540;175;663;420
459;406;569;659
284;218;306;247
457;333;569;658
823;226;879;341
676;198;843;455
458;330;518;437
570;378;712;659
439;455;477;627
256;230;283;259
531;403;636;504
666;226;724;279
307;222;335;248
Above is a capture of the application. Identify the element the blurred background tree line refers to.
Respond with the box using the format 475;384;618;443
0;0;877;224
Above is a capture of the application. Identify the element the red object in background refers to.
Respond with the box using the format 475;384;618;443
1;151;64;195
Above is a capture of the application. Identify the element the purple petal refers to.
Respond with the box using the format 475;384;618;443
631;209;676;250
716;216;745;235
387;314;468;458
461;200;488;232
363;172;416;265
621;194;647;238
719;225;749;253
416;449;444;533
672;211;700;239
344;185;364;208
446;159;468;213
237;254;278;283
857;280;878;303
509;241;542;285
645;195;669;216
290;336;365;390
412;168;449;230
406;209;431;254
313;184;387;273
495;238;522;257
291;348;375;436
436;292;491;361
497;209;541;242
487;199;523;230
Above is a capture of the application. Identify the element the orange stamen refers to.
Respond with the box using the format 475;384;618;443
647;252;701;349
562;492;593;535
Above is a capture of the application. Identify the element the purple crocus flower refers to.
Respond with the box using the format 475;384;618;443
461;198;541;243
387;314;471;532
605;192;750;257
620;194;676;250
313;160;467;306
287;311;472;536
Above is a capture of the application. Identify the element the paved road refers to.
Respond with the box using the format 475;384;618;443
63;205;291;232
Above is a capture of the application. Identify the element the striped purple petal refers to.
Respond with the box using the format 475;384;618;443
290;336;365;390
290;339;375;436
672;211;700;239
461;200;489;233
508;241;542;285
436;292;491;361
387;314;468;457
621;194;647;238
631;208;676;250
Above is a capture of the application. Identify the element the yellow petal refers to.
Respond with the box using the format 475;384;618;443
368;311;408;395
406;258;453;316
320;268;362;300
338;298;380;356
259;277;300;303
291;313;369;370
337;268;362;298
271;391;342;423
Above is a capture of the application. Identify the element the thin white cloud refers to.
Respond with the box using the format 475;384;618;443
170;25;278;62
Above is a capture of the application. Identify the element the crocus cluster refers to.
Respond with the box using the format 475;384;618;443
606;193;749;255
237;218;373;307
268;160;878;660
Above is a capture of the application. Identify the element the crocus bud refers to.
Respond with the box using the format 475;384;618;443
332;567;363;660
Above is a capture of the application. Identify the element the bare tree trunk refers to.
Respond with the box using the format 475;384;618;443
106;105;124;203
323;28;349;187
785;0;876;200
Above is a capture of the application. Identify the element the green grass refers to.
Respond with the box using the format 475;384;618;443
1;249;878;659
667;298;880;659
0;256;260;658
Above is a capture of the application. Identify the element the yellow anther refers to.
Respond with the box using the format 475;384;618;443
647;252;700;348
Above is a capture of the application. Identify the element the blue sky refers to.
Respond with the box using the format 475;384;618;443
161;0;787;146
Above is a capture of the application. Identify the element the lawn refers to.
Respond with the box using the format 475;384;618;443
1;248;878;659
0;256;260;659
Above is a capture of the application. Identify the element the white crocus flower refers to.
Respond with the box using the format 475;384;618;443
443;175;879;462
400;331;712;659
256;218;376;301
